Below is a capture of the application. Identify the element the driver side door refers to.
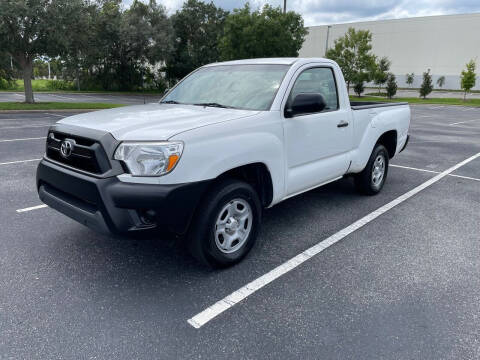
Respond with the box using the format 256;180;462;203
283;66;353;197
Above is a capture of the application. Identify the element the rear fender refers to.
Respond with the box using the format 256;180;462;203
349;107;408;173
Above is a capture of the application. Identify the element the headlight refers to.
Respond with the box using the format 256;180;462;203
114;141;183;176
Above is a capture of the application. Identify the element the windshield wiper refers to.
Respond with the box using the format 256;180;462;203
193;102;234;109
161;100;181;104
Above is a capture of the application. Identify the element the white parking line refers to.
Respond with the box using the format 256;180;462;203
0;124;51;129
0;158;41;166
48;94;76;100
44;113;66;118
391;164;480;182
16;204;48;213
187;152;480;329
77;94;109;101
0;118;50;121
0;137;46;143
390;164;440;174
449;119;480;126
451;174;480;182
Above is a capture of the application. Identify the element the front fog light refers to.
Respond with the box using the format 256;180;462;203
114;141;183;176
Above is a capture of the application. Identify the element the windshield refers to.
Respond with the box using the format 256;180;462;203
161;64;290;111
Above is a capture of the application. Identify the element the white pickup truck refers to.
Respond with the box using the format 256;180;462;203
37;58;410;267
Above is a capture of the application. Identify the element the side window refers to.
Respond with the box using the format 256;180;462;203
288;67;339;112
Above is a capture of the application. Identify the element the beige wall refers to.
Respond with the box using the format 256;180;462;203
299;13;480;89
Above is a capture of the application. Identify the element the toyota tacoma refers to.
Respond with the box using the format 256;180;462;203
37;58;410;267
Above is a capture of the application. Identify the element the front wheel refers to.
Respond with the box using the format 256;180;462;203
187;179;261;268
354;144;389;195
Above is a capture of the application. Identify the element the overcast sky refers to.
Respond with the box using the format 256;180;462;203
123;0;480;26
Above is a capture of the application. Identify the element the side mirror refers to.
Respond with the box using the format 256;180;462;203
285;93;327;118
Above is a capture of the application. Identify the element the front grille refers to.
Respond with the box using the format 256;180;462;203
46;131;111;175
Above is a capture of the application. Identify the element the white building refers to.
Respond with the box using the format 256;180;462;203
299;13;480;90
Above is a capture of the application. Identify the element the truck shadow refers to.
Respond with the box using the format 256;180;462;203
47;178;359;285
44;170;426;317
45;178;357;298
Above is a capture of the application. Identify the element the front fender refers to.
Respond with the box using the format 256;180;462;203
120;113;286;204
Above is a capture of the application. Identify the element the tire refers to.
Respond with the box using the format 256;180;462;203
187;178;262;268
354;144;389;195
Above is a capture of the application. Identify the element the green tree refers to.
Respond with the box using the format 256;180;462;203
59;0;98;90
406;73;414;88
460;60;476;100
165;0;228;82
326;28;376;93
436;76;445;88
353;81;365;97
373;56;391;94
120;0;172;90
0;0;87;103
219;4;307;61
87;0;123;90
385;73;397;99
419;70;433;99
82;0;172;91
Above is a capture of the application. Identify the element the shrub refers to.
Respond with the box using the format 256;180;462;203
406;73;414;87
373;57;391;93
0;78;14;90
419;70;433;99
386;73;397;99
353;81;365;97
461;60;476;100
46;80;75;91
78;78;104;91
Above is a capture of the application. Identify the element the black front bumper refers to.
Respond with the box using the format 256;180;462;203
37;159;209;235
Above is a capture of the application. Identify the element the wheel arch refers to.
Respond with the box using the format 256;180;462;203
376;130;398;159
349;128;398;174
214;162;274;208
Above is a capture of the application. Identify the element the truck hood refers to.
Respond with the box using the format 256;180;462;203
58;103;259;140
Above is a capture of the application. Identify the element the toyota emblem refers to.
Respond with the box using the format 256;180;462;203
60;139;74;158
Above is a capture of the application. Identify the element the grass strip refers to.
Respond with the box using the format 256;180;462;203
350;96;480;107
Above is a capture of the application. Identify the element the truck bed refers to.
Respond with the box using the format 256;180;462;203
350;101;408;110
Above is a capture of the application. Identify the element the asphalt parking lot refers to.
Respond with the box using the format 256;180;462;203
1;104;480;359
0;92;160;105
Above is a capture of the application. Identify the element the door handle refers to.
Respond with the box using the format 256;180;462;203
337;120;349;128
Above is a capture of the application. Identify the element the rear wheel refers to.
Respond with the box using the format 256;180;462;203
355;144;389;195
187;178;261;268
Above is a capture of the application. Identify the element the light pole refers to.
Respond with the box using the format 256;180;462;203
325;25;332;56
283;0;286;13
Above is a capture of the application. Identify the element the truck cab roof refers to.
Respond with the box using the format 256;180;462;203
204;57;335;67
